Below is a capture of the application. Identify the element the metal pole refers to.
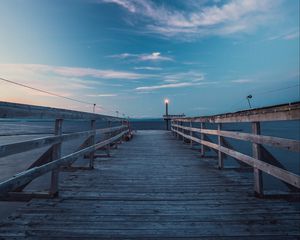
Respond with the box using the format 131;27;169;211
165;101;169;130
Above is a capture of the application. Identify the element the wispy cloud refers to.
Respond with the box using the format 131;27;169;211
134;66;162;71
136;82;195;91
267;30;299;41
110;52;173;61
163;71;205;83
134;70;206;91
0;63;150;80
136;81;211;91
87;93;118;97
231;79;253;83
283;31;299;40
140;52;173;61
99;0;280;39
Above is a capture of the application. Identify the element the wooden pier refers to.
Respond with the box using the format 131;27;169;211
0;101;299;239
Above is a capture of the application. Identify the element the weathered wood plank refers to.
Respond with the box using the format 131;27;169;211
0;130;129;195
173;101;300;123
172;128;300;189
0;130;299;239
0;101;122;121
172;124;300;152
0;125;126;158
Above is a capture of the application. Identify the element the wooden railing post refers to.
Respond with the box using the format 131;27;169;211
177;121;180;140
106;121;111;156
50;118;63;196
181;121;185;142
252;122;264;197
190;121;193;147
89;119;96;169
200;122;205;156
176;121;179;139
218;123;224;169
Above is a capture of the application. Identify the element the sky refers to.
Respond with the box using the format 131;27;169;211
0;0;299;118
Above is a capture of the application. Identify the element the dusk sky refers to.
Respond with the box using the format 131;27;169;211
0;0;299;118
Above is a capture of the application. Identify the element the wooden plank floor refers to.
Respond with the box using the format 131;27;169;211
0;130;299;239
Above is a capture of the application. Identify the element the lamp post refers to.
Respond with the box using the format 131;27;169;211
247;95;252;109
165;99;169;130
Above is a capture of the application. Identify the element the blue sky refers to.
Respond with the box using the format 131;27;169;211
0;0;299;118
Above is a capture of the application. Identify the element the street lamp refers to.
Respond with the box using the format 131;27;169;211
246;95;252;109
165;99;169;116
164;99;169;130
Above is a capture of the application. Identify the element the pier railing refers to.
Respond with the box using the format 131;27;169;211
0;101;131;201
171;102;300;197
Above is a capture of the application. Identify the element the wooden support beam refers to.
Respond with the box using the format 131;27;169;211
252;122;264;197
200;123;205;157
89;120;96;169
94;154;111;158
260;145;298;192
50;119;63;197
181;122;184;142
172;128;300;190
14;146;54;192
0;130;129;196
105;121;112;157
190;121;193;147
177;121;180;140
221;138;250;168
218;123;224;169
0;191;54;202
60;166;92;171
203;135;218;154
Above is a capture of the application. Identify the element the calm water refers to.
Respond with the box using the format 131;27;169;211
0;119;299;192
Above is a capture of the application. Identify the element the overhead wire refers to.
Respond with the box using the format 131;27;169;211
0;76;127;118
228;83;299;112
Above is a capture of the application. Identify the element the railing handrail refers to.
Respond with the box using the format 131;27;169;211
173;101;300;123
171;102;300;196
172;127;300;189
172;123;300;152
0;102;131;199
0;125;127;158
0;129;129;196
0;101;124;121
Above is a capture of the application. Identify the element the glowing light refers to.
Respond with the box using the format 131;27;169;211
164;99;169;104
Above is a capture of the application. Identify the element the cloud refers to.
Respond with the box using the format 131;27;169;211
163;71;205;83
87;93;118;97
283;31;299;40
136;82;209;91
268;30;299;41
101;0;136;12
0;64;134;114
136;82;194;91
134;66;162;71
110;52;173;61
99;0;280;39
231;79;253;83
0;63;150;80
139;52;173;61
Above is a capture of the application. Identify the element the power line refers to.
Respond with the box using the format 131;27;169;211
0;76;128;117
254;84;300;96
228;83;300;112
0;77;95;106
